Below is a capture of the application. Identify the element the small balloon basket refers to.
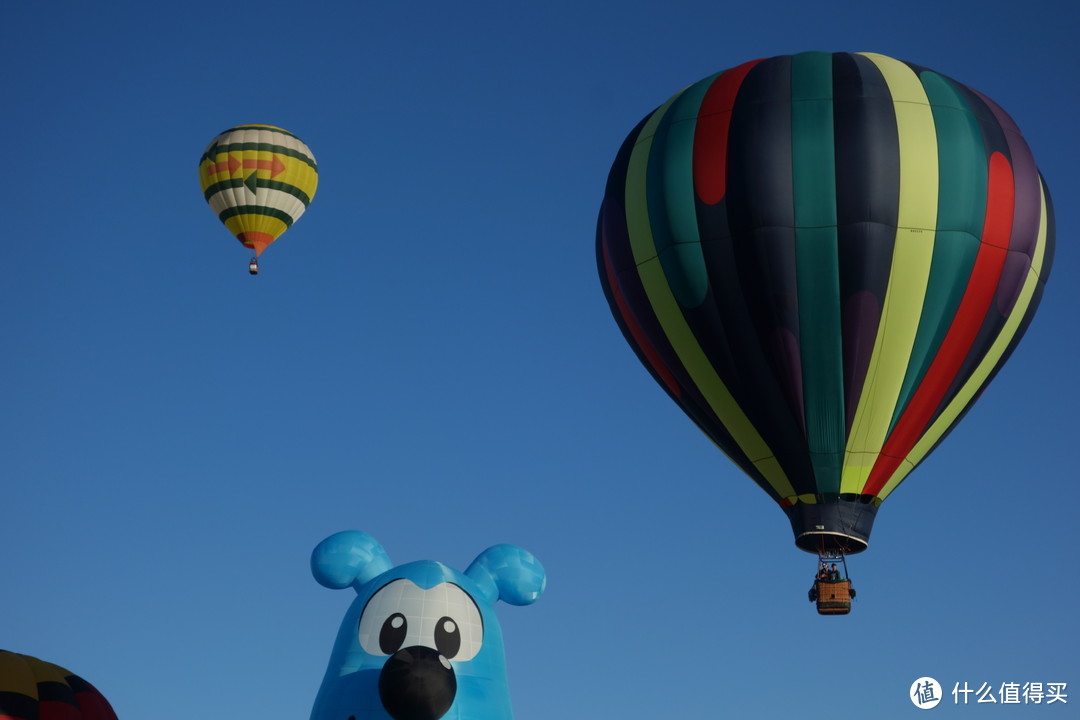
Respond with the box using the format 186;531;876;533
814;579;853;615
808;551;856;615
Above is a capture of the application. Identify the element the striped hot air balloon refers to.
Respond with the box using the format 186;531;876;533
198;124;318;274
0;650;119;719
597;51;1054;557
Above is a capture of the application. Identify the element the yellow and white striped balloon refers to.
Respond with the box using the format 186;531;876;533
198;124;318;258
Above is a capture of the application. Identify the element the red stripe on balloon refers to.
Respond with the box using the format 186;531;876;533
864;152;1015;494
72;694;117;720
600;233;682;397
693;59;764;206
38;702;81;720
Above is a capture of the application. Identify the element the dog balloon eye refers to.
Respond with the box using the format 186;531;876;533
357;579;483;660
434;616;461;659
379;613;407;654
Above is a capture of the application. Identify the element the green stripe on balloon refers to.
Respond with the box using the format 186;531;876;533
791;51;844;494
204;178;313;205
647;74;711;309
217;204;295;226
201;141;318;170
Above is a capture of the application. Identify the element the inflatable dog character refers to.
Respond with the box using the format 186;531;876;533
309;531;546;720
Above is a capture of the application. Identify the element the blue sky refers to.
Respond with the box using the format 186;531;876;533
1;1;1076;718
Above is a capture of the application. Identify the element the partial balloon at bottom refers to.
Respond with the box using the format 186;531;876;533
0;650;119;720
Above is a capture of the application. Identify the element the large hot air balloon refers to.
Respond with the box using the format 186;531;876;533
198;124;318;274
0;650;119;719
597;52;1053;603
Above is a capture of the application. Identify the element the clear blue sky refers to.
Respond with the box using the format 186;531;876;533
1;1;1076;718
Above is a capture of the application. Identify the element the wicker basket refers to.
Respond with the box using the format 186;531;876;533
815;580;852;615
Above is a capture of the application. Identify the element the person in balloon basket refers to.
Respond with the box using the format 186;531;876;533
809;567;823;602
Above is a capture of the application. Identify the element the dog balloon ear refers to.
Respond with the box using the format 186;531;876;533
311;531;394;592
465;544;546;606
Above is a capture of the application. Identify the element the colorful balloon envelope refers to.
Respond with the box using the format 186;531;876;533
0;650;119;719
198;124;318;271
597;52;1054;554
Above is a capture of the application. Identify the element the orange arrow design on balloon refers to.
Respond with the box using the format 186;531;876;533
208;154;287;178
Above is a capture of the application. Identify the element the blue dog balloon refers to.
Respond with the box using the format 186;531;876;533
309;531;546;720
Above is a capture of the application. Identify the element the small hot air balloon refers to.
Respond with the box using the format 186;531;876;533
0;649;119;719
198;124;318;274
597;51;1054;611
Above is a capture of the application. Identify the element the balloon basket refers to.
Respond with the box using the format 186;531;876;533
814;580;853;615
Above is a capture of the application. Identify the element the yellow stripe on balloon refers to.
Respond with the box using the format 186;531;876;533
842;53;940;493
224;214;290;239
0;650;37;697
